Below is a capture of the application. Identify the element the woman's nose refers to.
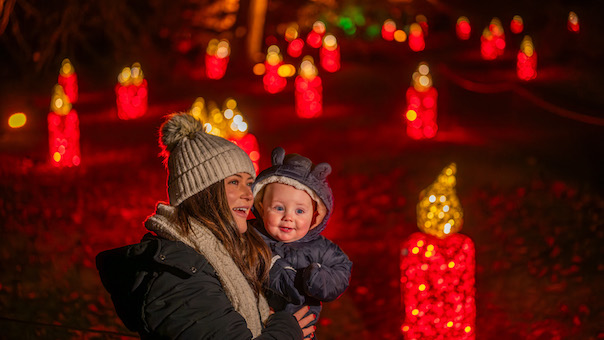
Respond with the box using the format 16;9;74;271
241;186;252;200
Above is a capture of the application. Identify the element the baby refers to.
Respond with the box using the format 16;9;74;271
251;147;353;336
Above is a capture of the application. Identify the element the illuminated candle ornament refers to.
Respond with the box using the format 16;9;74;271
48;84;81;167
115;62;148;120
416;15;429;36
456;16;471;40
481;18;505;60
306;21;326;48
517;35;537;81
263;45;288;94
295;56;322;118
381;19;396;41
400;163;475;339
510;15;524;34
58;58;78;103
408;23;425;52
404;62;438;139
285;24;305;58
567;11;579;33
205;39;231;79
320;34;340;73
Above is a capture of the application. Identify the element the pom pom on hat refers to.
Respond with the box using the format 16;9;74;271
160;113;205;152
159;112;255;206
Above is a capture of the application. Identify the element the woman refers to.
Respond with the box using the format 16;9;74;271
96;112;315;339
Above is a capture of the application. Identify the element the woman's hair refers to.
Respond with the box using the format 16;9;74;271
176;180;271;296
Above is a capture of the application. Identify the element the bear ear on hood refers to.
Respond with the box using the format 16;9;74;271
312;162;332;180
271;147;286;166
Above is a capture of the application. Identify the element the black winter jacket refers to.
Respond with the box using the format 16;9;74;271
96;234;303;339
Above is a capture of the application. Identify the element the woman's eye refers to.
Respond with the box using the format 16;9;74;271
229;180;238;185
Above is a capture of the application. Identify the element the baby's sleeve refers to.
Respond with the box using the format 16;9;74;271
302;241;353;302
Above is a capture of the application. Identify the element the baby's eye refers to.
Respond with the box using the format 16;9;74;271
274;206;284;211
296;209;305;214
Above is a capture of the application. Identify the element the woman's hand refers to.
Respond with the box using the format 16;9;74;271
293;306;316;338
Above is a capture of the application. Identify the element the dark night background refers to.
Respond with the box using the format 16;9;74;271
1;0;603;339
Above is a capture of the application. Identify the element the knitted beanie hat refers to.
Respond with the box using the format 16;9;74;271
159;112;256;206
252;147;333;241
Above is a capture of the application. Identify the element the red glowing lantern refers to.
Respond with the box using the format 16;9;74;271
285;24;305;58
416;15;429;36
404;62;437;139
481;18;505;60
320;34;340;73
382;19;396;41
287;38;305;58
456;17;471;40
408;23;425;52
263;45;288;94
295;56;322;118
58;58;78;104
205;39;230;79
401;163;475;340
567;11;580;33
510;15;524;34
306;21;326;48
115;62;148;120
48;85;81;167
517;36;537;81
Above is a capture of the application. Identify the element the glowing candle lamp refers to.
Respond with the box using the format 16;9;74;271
285;24;305;58
263;45;288;94
510;15;524;34
404;62;437;139
115;62;148;120
490;18;506;56
48;85;81;167
456;17;471;40
382;19;396;41
295;56;322;118
416;15;429;36
320;34;340;73
205;39;230;79
306;21;326;48
567;11;579;33
408;23;425;52
58;58;78;103
517;36;537;81
401;163;475;339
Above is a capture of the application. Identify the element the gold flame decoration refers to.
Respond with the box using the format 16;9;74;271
60;58;74;76
50;84;72;116
417;163;463;238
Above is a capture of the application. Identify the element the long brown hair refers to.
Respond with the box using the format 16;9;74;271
176;180;271;296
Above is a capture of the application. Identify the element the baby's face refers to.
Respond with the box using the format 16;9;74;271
261;183;314;243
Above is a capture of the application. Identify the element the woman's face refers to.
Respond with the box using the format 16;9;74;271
224;172;254;233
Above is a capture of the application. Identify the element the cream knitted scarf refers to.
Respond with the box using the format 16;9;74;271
145;203;270;338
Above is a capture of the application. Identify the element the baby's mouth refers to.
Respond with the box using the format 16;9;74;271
279;226;294;232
